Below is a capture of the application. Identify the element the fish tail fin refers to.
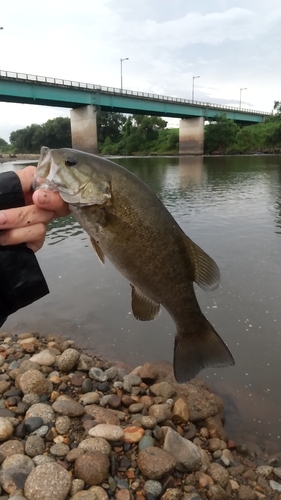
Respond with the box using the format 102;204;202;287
173;318;234;383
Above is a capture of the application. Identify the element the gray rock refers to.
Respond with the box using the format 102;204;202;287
31;425;49;437
270;480;281;492
144;479;162;497
22;394;40;405
32;454;55;466
55;415;71;434
77;354;95;371
148;403;172;423
70;486;108;499
70;478;85;496
25;403;55;424
24;462;71;500
149;381;176;400
57;348;80;371
30;350;56;366
25;435;45;457
273;467;281;479
0;453;34;494
18;370;49;396
162;426;202;471
141;415;157;429
24;417;44;433
84;405;119;425
89;367;108;382
208;462;229;489
122;373;142;392
49;443;70;457
78;437;111;455
52;398;84;417
104;366;118;380
256;465;273;477
138;435;155;451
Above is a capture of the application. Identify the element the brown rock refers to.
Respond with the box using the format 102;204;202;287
52;398;84;417
74;451;110;485
137;446;177;479
208;463;229;489
0;440;24;458
172;397;189;424
138;362;158;382
176;378;224;421
0;380;11;394
115;489;131;500
238;485;258;500
84;405;119;425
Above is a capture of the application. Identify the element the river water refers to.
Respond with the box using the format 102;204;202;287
1;155;281;454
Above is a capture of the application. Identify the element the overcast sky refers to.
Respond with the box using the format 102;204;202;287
0;0;280;141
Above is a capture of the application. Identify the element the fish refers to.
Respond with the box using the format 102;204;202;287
33;146;235;383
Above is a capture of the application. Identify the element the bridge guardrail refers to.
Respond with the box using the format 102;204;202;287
0;70;271;116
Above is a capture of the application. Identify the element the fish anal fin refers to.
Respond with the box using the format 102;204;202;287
131;285;160;321
90;236;105;265
187;238;220;291
173;319;234;383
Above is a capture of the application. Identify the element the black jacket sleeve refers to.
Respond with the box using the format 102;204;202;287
0;171;49;327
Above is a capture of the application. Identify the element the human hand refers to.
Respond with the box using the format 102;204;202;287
0;166;70;252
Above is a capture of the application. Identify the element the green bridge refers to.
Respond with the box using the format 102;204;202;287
0;70;270;154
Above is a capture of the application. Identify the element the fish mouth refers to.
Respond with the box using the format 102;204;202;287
32;146;60;192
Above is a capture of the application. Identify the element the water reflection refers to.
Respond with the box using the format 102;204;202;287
1;155;281;452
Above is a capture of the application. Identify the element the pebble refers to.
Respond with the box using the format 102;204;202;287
74;451;110;485
137;446;177;479
144;479;162;497
24;462;71;500
162;426;202;471
52;398;84;417
57;348;80;371
0;417;13;440
25;403;55;424
171;397;189;424
0;453;34;494
138;434;155;451
25;435;45;457
88;423;124;441
24;417;44;433
0;440;24;458
149;381;176;399
124;426;145;443
148;403;172;422
89;367;108;382
78;437;111;455
55;415;71;434
84;405;119;425
18;370;49;395
30;350;56;366
79;392;99;405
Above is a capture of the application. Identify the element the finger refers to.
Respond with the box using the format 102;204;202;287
33;189;70;217
0;223;46;252
16;166;37;205
0;205;55;230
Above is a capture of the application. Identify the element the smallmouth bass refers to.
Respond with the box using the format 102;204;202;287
34;147;234;382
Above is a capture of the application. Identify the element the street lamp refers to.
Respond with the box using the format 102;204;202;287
192;75;200;103
120;57;129;91
239;87;247;109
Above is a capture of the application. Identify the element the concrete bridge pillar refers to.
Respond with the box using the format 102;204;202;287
179;117;204;155
70;105;98;154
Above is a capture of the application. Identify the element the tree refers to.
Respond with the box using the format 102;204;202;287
97;111;126;148
204;115;239;154
0;137;8;149
9;117;71;153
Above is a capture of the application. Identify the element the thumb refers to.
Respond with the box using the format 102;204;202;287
32;189;70;216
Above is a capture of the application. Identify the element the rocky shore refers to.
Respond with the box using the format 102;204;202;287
0;154;39;165
0;331;280;500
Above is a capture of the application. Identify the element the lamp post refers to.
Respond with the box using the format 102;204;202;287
192;75;200;103
120;57;129;91
239;87;247;109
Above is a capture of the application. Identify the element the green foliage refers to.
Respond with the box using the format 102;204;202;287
9;117;71;153
204;115;239;154
0;137;7;148
97;112;126;146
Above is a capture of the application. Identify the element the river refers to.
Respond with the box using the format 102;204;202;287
1;154;281;455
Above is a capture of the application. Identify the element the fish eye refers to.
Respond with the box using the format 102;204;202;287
65;157;77;167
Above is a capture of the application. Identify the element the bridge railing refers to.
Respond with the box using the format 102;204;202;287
0;70;271;116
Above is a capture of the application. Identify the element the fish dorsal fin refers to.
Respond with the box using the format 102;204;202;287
130;285;161;321
187;238;220;291
90;236;105;265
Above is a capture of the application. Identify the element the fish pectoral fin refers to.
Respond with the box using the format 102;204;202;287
130;285;160;321
90;236;105;265
187;238;220;291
